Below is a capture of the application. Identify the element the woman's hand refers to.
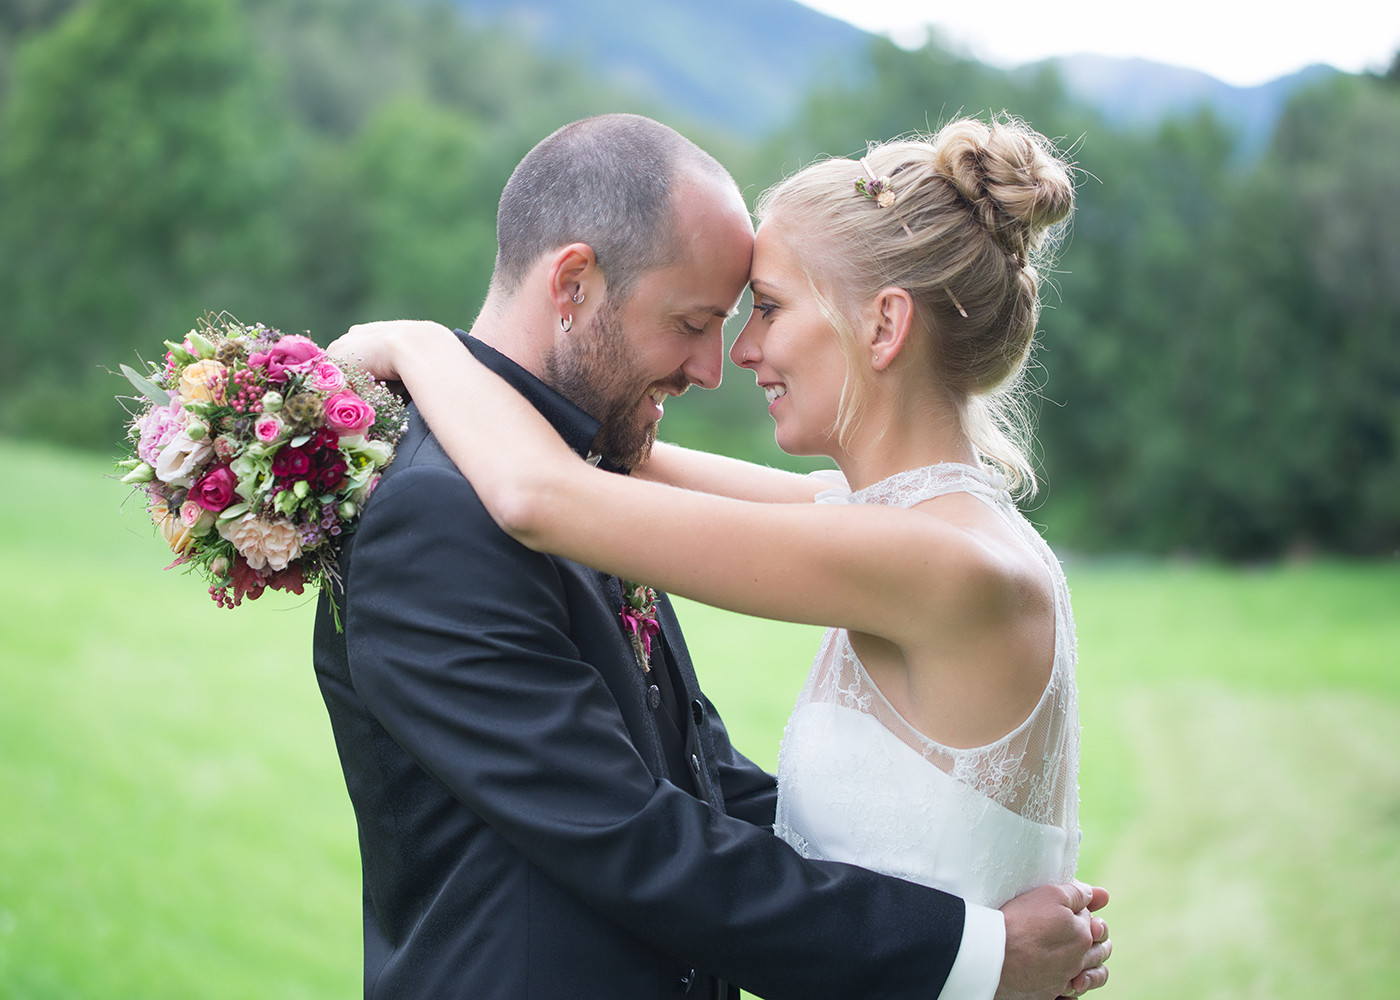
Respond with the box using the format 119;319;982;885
326;320;454;383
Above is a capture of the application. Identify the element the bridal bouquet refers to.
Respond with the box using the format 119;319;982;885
115;313;407;612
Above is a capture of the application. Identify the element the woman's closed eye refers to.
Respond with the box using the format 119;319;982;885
753;300;778;321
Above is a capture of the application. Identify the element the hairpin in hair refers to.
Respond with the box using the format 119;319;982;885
853;157;896;208
946;289;969;319
855;157;914;236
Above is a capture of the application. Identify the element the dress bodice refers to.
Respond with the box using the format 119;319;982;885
775;463;1080;908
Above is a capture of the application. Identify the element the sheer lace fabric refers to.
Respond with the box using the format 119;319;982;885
775;463;1080;907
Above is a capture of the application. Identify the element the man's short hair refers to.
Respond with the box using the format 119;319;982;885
492;114;733;305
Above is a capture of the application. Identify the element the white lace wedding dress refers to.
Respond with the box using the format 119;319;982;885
774;463;1080;907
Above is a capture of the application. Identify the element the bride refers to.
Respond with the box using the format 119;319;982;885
335;115;1086;921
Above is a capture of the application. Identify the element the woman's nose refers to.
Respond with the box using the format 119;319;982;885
730;316;761;368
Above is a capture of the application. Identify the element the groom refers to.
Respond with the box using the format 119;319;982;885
313;114;1109;1000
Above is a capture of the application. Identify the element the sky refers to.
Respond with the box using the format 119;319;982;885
796;0;1400;87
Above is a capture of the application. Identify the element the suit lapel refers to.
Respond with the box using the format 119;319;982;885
654;596;725;813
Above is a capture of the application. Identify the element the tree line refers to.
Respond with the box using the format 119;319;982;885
1;0;1395;558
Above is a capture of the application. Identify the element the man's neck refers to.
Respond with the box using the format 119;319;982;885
467;293;552;380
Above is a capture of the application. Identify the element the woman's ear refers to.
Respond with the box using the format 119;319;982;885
548;243;600;334
868;286;914;372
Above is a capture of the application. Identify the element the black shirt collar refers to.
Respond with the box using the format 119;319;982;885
459;330;615;467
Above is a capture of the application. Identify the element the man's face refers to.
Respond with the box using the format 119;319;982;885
545;176;753;467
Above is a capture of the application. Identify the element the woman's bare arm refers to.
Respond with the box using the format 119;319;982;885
636;442;844;504
330;321;1000;643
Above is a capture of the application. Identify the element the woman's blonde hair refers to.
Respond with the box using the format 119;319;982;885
756;114;1075;495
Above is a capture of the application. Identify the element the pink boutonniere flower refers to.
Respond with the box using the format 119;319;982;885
620;580;660;674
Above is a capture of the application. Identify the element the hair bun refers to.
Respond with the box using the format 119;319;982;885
932;116;1074;261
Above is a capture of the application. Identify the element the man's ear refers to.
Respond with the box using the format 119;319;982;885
547;243;600;333
868;286;914;372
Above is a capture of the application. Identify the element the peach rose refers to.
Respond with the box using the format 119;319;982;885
149;500;197;554
217;512;302;571
179;359;227;403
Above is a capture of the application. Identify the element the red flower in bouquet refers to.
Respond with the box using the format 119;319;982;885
191;464;238;512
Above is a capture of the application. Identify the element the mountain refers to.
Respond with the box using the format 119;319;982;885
446;0;869;134
441;0;1340;147
1038;54;1339;154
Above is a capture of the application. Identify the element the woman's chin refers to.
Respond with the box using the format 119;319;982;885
772;430;823;459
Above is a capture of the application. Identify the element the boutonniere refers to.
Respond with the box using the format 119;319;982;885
619;579;660;674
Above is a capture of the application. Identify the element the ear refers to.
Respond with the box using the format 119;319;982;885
547;243;600;332
867;286;914;372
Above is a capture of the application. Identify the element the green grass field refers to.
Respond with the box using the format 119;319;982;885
2;438;1397;999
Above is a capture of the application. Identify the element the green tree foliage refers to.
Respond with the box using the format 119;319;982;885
1223;74;1400;555
0;0;621;449
0;0;287;444
346;99;504;322
1044;76;1400;557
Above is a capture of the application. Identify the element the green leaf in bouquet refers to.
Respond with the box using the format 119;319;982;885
219;503;250;521
289;435;311;448
120;364;173;408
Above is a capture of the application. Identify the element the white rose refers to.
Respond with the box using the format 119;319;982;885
154;428;213;487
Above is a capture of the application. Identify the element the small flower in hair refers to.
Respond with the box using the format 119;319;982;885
854;156;896;207
854;175;896;208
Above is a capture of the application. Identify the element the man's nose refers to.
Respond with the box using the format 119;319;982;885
685;326;725;390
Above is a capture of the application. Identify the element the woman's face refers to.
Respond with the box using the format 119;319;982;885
730;223;852;458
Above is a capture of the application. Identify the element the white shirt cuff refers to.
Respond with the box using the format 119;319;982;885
937;903;1005;1000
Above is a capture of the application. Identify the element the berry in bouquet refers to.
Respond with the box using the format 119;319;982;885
115;313;407;615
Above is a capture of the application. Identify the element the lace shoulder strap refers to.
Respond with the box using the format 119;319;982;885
850;462;1012;509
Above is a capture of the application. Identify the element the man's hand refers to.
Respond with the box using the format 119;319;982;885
995;881;1111;1000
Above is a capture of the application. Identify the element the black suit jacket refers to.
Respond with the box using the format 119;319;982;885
312;334;968;999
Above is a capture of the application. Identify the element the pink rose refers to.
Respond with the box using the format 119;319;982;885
249;335;324;383
137;401;185;466
191;464;239;512
254;413;284;443
310;361;346;393
178;500;215;534
323;391;376;436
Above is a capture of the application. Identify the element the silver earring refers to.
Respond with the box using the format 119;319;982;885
560;314;573;333
572;289;585;304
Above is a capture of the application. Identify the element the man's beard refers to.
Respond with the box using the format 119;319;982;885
543;302;687;469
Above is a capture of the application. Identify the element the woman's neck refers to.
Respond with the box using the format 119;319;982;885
834;392;976;492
